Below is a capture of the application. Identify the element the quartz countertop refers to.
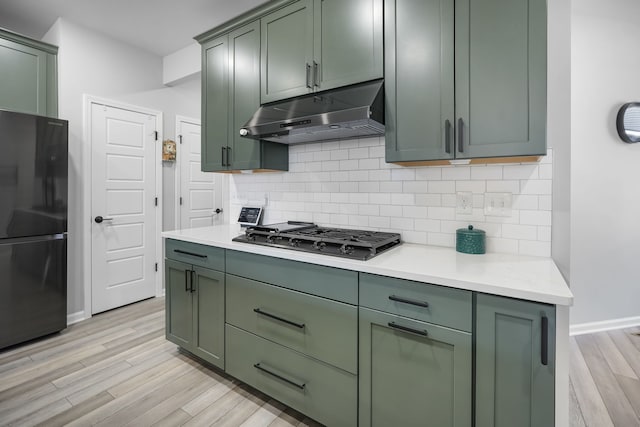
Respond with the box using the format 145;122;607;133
163;224;573;306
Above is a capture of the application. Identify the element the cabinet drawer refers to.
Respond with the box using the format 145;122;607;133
165;239;224;271
226;324;357;427
360;273;472;332
226;274;357;374
226;250;357;304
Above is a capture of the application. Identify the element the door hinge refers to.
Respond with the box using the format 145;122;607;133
154;131;158;141
155;262;158;272
155;197;158;206
179;197;183;206
179;135;183;144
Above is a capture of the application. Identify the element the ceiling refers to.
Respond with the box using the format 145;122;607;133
0;0;270;57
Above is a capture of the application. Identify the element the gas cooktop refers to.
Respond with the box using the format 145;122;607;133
232;221;402;261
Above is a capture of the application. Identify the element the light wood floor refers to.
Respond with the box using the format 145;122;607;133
1;297;639;427
0;297;320;427
570;326;640;426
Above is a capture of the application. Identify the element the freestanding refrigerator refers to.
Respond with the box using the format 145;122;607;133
0;110;68;350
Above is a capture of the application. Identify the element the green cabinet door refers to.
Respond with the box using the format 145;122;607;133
0;30;58;117
359;307;472;427
385;0;546;163
165;259;193;348
201;35;229;172
455;0;547;158
476;294;556;427
229;21;262;171
313;0;383;92
385;0;455;163
192;266;225;370
261;0;314;104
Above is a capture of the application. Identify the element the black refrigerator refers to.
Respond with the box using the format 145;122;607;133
0;110;68;350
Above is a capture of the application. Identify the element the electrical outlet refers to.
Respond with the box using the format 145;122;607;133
484;193;512;217
456;192;473;215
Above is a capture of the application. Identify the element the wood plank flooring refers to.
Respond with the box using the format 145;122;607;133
570;327;640;426
0;298;320;427
1;296;639;426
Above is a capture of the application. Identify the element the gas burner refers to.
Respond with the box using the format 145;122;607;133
233;222;402;260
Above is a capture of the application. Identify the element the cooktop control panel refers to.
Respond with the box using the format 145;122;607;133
237;206;263;227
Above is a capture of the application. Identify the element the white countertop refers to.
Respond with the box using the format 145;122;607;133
163;224;573;306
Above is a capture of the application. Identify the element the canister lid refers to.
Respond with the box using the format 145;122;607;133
457;225;485;235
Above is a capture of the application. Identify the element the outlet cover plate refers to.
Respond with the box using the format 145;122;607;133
456;192;473;215
484;193;512;217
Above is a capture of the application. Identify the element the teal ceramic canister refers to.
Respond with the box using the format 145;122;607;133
456;225;486;254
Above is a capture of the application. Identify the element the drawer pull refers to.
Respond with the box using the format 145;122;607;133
253;308;305;329
389;295;430;309
174;249;208;259
541;315;549;366
254;363;306;390
388;322;429;337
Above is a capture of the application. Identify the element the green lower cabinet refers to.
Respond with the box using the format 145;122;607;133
475;294;556;427
359;307;472;427
165;259;225;370
226;324;357;427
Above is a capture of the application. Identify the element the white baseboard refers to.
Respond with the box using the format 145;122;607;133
67;311;86;325
570;315;640;336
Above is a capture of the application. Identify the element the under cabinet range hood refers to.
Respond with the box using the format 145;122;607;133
240;79;384;144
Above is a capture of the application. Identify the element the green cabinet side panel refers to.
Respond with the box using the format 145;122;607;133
359;307;472;427
192;266;225;369
229;21;263;170
226;274;357;373
261;0;314;103
165;259;193;348
201;36;229;172
313;0;383;92
359;273;472;332
46;52;58;117
455;0;547;158
384;0;455;162
0;37;50;116
165;239;225;271
476;294;556;427
225;250;358;304
226;324;358;427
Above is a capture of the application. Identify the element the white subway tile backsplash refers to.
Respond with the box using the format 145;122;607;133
231;138;554;256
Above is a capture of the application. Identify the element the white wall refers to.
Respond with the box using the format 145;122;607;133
42;18;199;317
570;0;640;327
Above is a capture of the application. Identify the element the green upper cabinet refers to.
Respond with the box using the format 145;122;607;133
385;0;546;163
200;21;288;172
476;294;556;427
0;29;58;117
261;0;383;104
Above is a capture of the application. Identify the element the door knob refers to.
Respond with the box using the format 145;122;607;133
94;216;113;223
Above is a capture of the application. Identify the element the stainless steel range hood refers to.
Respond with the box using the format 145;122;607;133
240;79;384;145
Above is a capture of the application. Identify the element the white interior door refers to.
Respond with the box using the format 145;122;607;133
177;117;223;229
91;103;158;314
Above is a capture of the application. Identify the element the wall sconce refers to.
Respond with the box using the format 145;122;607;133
616;102;640;143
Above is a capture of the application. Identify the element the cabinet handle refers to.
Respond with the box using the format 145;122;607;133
388;295;430;309
254;363;306;390
221;146;227;166
226;146;231;167
445;120;452;154
253;308;305;329
541;315;549;366
184;270;190;292
190;270;196;293
173;249;208;259
306;63;312;89
388;322;429;337
313;61;319;88
457;118;464;153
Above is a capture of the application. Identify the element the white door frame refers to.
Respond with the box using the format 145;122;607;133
82;95;163;318
174;114;200;230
